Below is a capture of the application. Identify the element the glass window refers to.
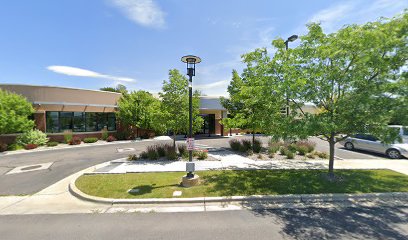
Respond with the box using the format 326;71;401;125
403;127;408;136
95;113;107;131
59;112;73;131
85;113;97;132
46;112;59;133
107;113;116;131
73;112;85;132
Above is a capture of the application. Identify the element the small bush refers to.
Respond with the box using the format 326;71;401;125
241;139;252;152
83;137;98;143
128;154;138;161
0;143;8;152
178;144;187;156
68;136;82;145
286;151;295;159
268;153;275;158
106;135;117;142
7;143;24;151
181;151;189;160
316;151;329;159
246;149;254;156
280;147;289;155
297;146;309;156
63;130;73;143
101;128;108;140
257;154;264;159
156;144;167;157
296;140;316;153
139;151;149;159
195;150;208;160
147;146;159;160
24;143;38;150
253;138;262;153
288;143;297;153
16;129;49;146
306;153;316;159
164;144;177;160
229;139;241;151
47;141;59;147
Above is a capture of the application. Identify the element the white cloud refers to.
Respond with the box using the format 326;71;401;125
109;0;165;28
47;66;135;82
195;80;230;90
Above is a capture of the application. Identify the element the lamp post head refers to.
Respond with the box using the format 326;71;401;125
181;55;201;77
286;35;298;42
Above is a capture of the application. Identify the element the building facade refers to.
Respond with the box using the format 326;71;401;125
0;84;229;143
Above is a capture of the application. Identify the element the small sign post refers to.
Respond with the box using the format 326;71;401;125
186;138;195;151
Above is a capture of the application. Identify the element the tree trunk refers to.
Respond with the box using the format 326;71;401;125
173;132;176;151
328;133;336;179
136;128;139;138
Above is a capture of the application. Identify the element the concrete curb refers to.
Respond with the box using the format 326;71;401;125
69;174;408;205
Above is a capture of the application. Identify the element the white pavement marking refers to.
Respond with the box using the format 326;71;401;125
6;162;54;175
116;148;135;153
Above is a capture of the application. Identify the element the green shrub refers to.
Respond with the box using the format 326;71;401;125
229;139;241;151
181;151;189;160
306;153;316;159
24;143;38;150
253;138;262;153
288;143;297;153
47;141;59;147
296;140;316;153
128;154;138;161
68;136;81;145
156;144;167;157
83;138;98;143
139;151;149;159
268;146;280;155
316;151;329;159
16;129;48;146
63;130;73;143
246;149;254;156
297;146;309;156
280;147;289;155
7;143;24;151
147;146;159;160
286;151;295;159
164;144;177;160
178;144;187;156
241;139;252;151
195;150;208;160
0;143;8;152
101;128;108;141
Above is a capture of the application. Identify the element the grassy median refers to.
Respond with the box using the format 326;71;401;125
75;169;408;199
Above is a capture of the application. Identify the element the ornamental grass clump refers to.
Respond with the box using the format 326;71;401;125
68;136;82;145
164;144;178;160
280;146;289;155
146;146;159;160
253;138;262;153
229;139;241;151
286;151;295;159
316;151;329;159
156;144;167;157
63;130;73;144
297;145;309;156
195;150;208;160
241;139;252;152
128;154;138;161
177;144;187;156
139;151;149;159
296;140;316;153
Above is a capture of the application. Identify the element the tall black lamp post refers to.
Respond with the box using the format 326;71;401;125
284;35;298;117
181;55;201;179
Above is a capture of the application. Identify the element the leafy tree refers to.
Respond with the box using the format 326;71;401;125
0;89;34;135
390;72;408;125
160;69;203;149
116;90;162;137
100;84;128;94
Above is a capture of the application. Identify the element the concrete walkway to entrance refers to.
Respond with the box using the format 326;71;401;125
94;151;408;176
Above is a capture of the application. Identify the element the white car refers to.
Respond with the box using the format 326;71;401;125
342;134;408;159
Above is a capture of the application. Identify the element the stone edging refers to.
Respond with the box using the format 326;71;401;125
69;175;408;205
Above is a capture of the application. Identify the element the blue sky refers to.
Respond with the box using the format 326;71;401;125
0;0;406;96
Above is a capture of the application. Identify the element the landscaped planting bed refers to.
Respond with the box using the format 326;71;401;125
75;169;408;199
229;138;328;160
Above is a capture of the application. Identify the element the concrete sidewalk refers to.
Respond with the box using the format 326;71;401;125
94;151;408;176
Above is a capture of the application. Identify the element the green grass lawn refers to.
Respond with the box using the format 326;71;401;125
75;169;408;199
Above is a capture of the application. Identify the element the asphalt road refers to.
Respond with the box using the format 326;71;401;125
0;136;388;195
0;207;407;240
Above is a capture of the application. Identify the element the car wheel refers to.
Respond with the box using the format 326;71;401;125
345;142;354;150
386;149;401;159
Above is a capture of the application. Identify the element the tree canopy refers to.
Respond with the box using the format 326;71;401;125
160;69;203;148
226;11;407;178
100;84;128;94
0;89;34;135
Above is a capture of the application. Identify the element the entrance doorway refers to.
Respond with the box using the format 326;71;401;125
198;114;215;136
